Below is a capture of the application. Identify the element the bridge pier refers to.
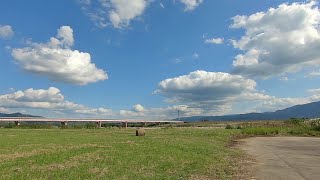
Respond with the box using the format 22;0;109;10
96;121;102;128
14;121;20;126
141;122;147;127
122;122;128;129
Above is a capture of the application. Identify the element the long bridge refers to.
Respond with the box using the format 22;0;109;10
0;117;184;128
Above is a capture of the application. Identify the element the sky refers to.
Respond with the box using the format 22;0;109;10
1;0;320;119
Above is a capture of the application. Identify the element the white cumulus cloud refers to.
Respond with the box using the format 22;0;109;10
179;0;203;11
0;25;14;39
119;104;204;119
79;0;149;29
11;26;108;85
155;70;259;115
109;0;148;28
155;70;320;116
204;37;224;44
0;87;113;117
231;1;320;78
120;104;146;117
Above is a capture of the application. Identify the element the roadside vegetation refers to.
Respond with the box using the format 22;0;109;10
226;118;320;136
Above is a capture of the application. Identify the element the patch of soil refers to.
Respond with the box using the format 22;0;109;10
228;135;258;179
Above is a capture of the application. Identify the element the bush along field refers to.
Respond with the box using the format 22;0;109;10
225;118;320;136
0;128;249;180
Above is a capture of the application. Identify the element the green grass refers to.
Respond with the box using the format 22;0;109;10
0;128;243;180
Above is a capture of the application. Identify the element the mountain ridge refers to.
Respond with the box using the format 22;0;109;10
0;112;41;118
177;101;320;121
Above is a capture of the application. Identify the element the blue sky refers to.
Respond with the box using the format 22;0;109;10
1;0;320;119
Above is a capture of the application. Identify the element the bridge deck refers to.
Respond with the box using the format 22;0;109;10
0;117;184;123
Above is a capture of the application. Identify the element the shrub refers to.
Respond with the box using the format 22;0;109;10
225;124;234;129
286;118;304;126
241;127;283;136
85;123;97;129
313;125;320;131
4;123;14;128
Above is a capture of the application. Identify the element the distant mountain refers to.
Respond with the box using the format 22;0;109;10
178;101;320;122
0;112;41;118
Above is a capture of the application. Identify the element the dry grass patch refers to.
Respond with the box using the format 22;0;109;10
188;175;211;180
0;144;100;163
32;150;103;171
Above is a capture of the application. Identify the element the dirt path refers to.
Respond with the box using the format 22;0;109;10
239;137;320;180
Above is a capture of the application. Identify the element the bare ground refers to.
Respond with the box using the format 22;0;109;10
238;137;320;180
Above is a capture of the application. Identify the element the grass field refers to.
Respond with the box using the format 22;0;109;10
0;128;244;179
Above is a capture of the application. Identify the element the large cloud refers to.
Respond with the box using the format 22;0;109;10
156;70;256;102
231;1;320;78
0;25;14;39
0;87;112;117
11;26;107;85
79;0;148;29
155;70;259;115
155;70;320;116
